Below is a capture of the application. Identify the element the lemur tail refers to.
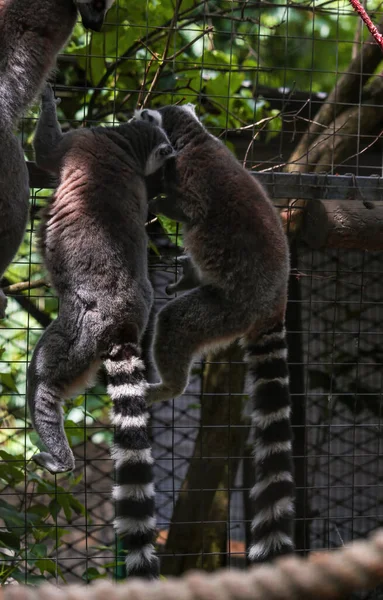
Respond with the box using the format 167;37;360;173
104;343;159;580
244;321;295;563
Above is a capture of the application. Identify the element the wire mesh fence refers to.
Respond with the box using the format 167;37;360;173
1;0;383;597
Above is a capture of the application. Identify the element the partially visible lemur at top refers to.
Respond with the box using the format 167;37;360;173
0;0;114;318
28;84;175;579
135;104;294;564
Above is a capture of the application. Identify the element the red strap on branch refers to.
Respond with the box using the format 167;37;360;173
348;0;383;51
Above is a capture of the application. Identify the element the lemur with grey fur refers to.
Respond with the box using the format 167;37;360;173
0;0;114;318
28;84;174;579
135;104;294;564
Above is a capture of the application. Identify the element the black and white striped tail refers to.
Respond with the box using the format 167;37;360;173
104;344;159;580
244;322;295;563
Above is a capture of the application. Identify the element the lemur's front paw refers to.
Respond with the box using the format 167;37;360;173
0;290;7;319
147;383;183;404
165;282;178;296
33;452;75;474
165;255;199;295
41;83;61;107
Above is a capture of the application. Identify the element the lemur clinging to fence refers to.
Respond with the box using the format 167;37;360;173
28;84;175;579
135;104;294;564
0;0;114;318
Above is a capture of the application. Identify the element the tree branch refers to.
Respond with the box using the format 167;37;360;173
1;277;52;329
2;278;47;294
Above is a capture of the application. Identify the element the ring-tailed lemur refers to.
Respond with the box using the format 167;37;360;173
135;104;294;564
0;0;114;318
28;84;175;579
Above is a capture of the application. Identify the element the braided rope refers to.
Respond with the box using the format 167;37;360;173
4;529;383;600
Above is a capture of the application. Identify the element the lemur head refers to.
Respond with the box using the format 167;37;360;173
120;119;176;176
75;0;115;32
134;104;203;147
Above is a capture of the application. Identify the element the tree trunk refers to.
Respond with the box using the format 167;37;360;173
286;35;383;174
161;343;247;576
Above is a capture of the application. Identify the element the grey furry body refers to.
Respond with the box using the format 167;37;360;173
136;105;294;564
28;85;174;578
138;105;289;398
0;127;29;317
0;0;114;318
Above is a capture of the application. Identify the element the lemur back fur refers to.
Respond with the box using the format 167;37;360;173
136;104;294;564
28;85;174;579
0;0;114;318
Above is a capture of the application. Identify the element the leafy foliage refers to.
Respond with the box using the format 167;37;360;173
0;450;85;584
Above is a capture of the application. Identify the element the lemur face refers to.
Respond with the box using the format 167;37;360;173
75;0;115;32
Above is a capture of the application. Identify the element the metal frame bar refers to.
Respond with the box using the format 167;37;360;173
27;162;383;201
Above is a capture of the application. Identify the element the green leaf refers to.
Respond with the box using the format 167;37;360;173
82;567;105;581
27;504;50;519
25;575;47;585
0;461;25;484
69;496;86;517
102;561;125;569
33;544;48;558
48;499;61;520
73;396;84;407
0;373;19;393
0;531;21;550
35;558;64;580
58;496;72;522
157;216;183;247
0;505;26;528
32;526;69;545
70;472;84;486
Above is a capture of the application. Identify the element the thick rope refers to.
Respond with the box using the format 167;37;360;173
3;529;383;600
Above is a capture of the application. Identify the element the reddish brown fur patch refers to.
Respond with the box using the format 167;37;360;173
244;301;287;345
196;331;242;356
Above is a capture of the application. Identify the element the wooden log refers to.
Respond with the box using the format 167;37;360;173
301;198;383;250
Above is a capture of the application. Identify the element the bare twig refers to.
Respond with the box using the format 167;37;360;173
167;26;213;62
2;278;48;294
257;118;350;173
141;0;184;108
335;127;383;168
136;56;158;108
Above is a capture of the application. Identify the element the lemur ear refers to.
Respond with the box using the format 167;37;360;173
185;103;197;114
134;109;162;127
75;0;114;32
181;103;199;121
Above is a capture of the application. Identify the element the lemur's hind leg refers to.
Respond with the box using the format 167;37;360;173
27;315;101;473
148;286;244;404
33;83;63;174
